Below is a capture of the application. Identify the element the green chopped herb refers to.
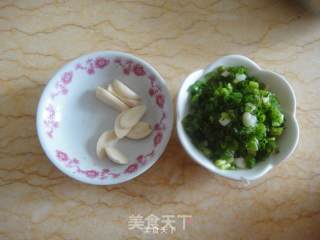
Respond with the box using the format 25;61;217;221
182;66;285;170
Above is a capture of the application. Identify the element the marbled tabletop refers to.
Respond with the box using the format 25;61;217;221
0;0;320;239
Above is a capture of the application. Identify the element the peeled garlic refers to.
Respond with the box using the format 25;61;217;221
107;84;140;107
96;130;118;159
95;81;150;165
105;146;128;165
114;112;132;138
107;84;117;95
127;122;152;140
119;105;146;129
112;79;140;100
96;86;129;112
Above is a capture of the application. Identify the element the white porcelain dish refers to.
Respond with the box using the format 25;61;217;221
37;51;173;185
176;55;299;182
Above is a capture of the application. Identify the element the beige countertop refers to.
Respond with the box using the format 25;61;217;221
1;0;320;239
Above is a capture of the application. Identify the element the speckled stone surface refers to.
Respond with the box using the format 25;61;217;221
0;0;320;239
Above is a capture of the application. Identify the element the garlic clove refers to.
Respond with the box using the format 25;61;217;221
105;146;128;165
112;79;140;100
96;86;129;112
108;84;140;107
127;122;152;140
119;105;146;129
107;84;117;96
96;130;118;159
120;98;140;108
114;112;132;138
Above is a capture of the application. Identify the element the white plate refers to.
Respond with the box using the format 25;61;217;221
37;51;173;185
176;55;299;182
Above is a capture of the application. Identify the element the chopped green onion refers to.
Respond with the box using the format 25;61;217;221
183;65;285;170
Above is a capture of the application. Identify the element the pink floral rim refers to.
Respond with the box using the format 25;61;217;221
43;56;168;180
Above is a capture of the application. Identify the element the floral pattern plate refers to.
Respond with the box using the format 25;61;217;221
36;51;173;185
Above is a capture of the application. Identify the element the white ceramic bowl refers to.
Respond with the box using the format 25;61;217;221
37;51;173;185
177;55;299;182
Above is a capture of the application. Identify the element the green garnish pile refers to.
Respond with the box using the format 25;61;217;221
183;66;285;170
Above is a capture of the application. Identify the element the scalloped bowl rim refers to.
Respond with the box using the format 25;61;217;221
36;51;174;185
176;55;299;182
